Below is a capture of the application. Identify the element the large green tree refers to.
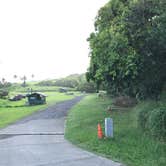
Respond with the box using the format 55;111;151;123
87;0;166;99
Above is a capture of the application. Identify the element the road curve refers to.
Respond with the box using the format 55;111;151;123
0;96;123;166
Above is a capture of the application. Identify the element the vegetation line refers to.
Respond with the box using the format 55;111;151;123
65;95;166;166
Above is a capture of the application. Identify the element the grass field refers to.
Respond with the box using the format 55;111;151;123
0;91;75;129
10;84;73;92
65;94;166;166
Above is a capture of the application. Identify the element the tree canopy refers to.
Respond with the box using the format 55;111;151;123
87;0;166;99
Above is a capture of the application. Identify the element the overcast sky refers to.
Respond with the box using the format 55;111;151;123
0;0;108;82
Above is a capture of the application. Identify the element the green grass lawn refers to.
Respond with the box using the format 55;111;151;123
0;91;74;129
65;94;166;166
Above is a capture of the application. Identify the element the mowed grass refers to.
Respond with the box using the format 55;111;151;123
0;92;74;129
65;94;166;166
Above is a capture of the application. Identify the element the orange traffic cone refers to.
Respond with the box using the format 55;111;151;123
97;123;103;139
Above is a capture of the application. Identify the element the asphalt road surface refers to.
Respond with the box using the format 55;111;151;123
0;96;123;166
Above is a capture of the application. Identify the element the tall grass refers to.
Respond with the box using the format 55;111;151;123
65;95;166;166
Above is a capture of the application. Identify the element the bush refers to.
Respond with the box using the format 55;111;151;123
77;82;96;93
37;80;55;86
113;96;137;107
55;79;78;88
138;107;151;130
138;107;166;140
148;108;166;140
0;82;12;88
0;90;9;99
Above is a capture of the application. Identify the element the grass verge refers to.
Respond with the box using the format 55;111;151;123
0;92;74;129
65;94;166;166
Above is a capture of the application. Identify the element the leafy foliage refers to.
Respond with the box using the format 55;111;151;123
0;90;9;99
66;94;166;166
87;0;166;99
37;80;57;86
138;106;166;140
37;74;97;92
0;79;12;89
54;78;79;88
76;82;96;93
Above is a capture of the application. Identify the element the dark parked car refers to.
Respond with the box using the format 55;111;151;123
9;94;26;101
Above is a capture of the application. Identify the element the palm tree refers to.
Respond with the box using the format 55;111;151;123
13;75;17;79
1;78;5;84
31;74;34;79
21;75;27;87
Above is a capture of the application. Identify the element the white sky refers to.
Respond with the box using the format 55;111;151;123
0;0;108;82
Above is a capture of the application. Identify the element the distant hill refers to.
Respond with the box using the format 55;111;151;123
37;73;96;93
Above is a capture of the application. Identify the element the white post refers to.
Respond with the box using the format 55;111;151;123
105;118;113;138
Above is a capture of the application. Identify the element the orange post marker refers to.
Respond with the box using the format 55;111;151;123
97;123;103;139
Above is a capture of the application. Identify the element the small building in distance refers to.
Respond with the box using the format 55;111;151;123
26;92;47;105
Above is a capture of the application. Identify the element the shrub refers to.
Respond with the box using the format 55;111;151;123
138;107;166;140
148;108;166;140
138;107;152;130
55;79;78;88
77;82;96;93
113;96;137;107
37;80;55;86
0;90;9;99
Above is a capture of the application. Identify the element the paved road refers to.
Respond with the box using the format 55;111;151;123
0;96;123;166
